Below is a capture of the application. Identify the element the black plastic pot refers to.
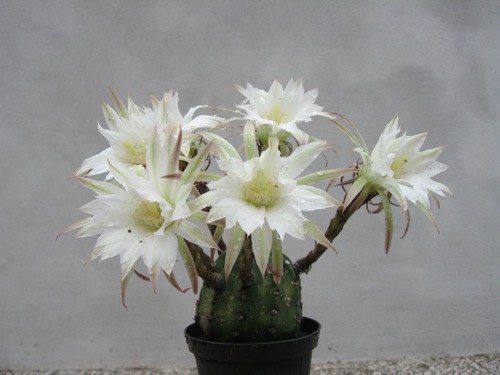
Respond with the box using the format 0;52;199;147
184;317;321;375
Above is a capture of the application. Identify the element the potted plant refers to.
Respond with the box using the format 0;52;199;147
63;79;451;375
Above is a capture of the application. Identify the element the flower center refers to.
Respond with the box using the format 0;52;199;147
136;201;164;230
243;170;280;208
123;140;147;165
390;156;408;176
267;103;289;124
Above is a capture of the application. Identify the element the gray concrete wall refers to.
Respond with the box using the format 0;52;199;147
1;0;498;370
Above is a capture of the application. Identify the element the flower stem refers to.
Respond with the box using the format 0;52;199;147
187;242;224;291
294;207;352;274
294;188;378;274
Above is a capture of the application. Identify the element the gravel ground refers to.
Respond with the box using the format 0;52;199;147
2;353;499;375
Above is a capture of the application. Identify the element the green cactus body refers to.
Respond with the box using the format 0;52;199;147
195;252;302;342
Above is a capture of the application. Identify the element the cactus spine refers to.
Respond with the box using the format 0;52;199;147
195;250;303;343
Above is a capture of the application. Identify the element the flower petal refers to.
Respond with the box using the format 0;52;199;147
251;224;273;278
176;237;198;294
270;231;283;285
281;140;326;179
303;221;336;253
224;224;246;277
176;220;218;250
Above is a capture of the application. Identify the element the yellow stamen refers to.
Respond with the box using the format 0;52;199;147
391;156;408;174
123;140;146;165
136;201;164;230
267;103;289;124
243;170;280;208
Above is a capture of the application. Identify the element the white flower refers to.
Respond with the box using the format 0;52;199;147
343;115;452;251
67;128;217;306
200;124;341;278
76;91;223;177
156;91;224;156
236;79;332;145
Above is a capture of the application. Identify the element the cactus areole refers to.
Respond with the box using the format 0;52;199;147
195;251;303;342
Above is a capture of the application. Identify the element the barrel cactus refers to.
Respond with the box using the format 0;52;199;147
196;251;302;342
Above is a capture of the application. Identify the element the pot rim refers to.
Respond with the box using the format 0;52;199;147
184;316;321;362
